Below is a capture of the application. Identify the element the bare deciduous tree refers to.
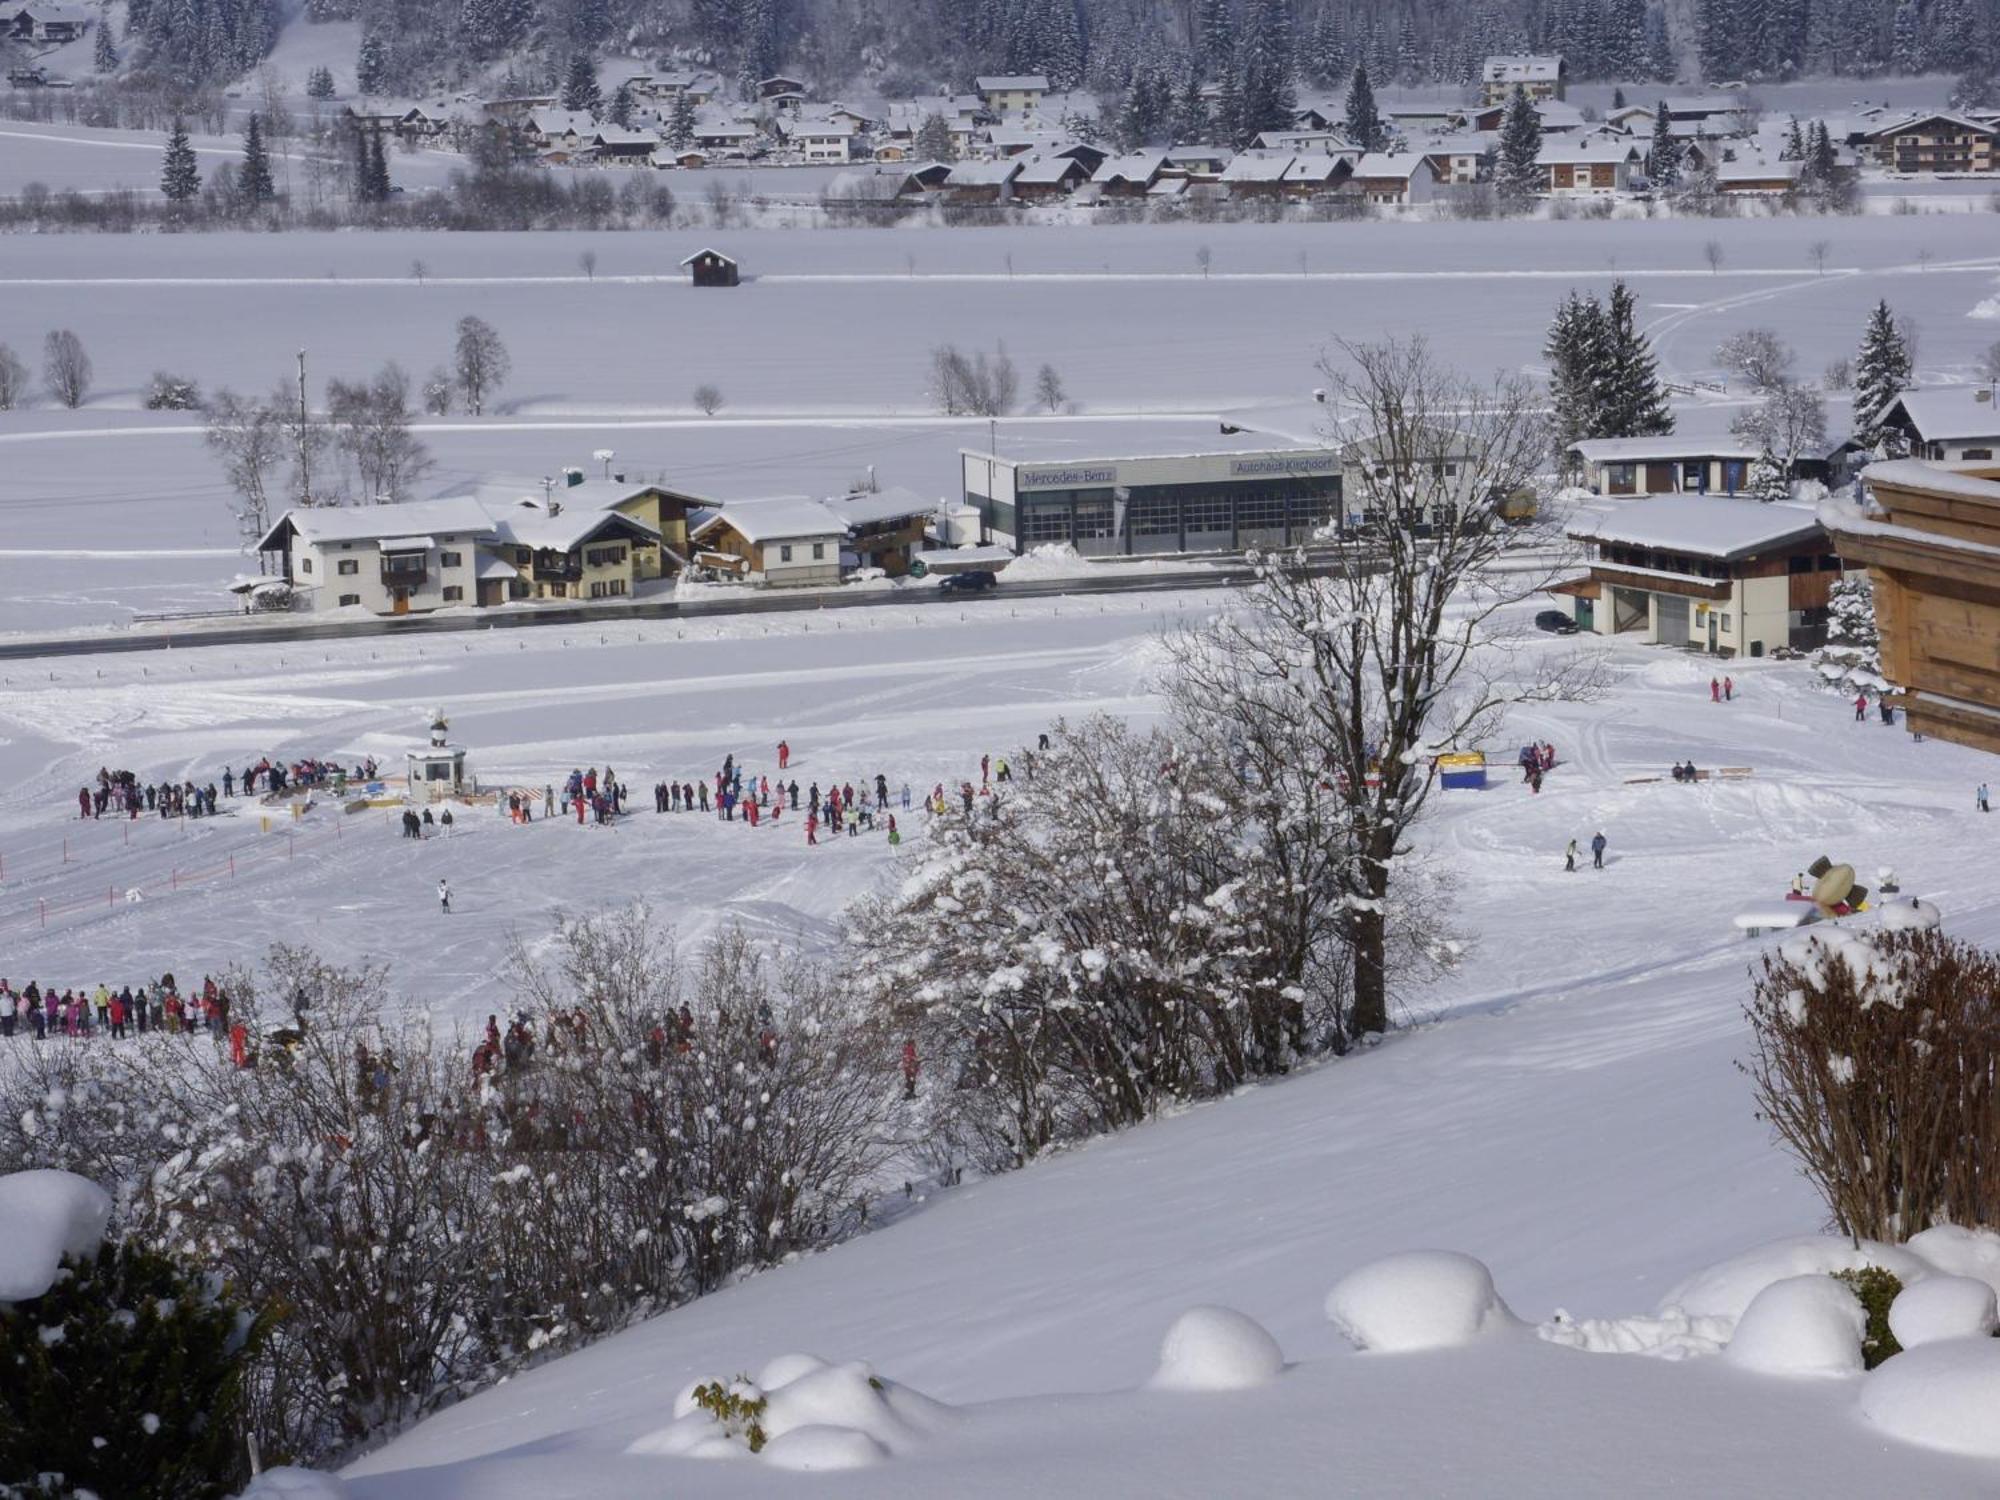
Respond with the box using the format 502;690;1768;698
452;315;510;416
41;327;91;408
692;382;723;415
579;249;597;280
326;363;432;503
1173;337;1596;1039
0;342;26;410
1731;382;1828;473
1035;362;1066;412
928;342;1017;416
203;388;286;545
1714;327;1795;392
1703;238;1725;273
1979;340;2000;383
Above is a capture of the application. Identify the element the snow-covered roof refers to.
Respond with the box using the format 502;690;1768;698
1348;152;1432;180
789;120;858;139
261;497;499;550
1538;139;1638;165
1014;155;1085;184
1861;111;1998;140
1220;153;1295;182
1092;150;1167;183
946;159;1022;186
502;507;658;552
1859;458;2000;505
1483;55;1564;83
976;75;1050;92
824;485;935;527
1282;156;1346;182
528;108;596;136
1570;436;1761;463
1665;94;1746;117
1717;158;1802;183
695;496;845;544
1571;497;1826;560
589;125;659;148
1876;388;2000;442
1531;101;1588;132
679;246;737;266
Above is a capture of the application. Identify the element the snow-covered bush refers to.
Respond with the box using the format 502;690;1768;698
1744;929;2000;1242
632;1357;950;1471
1324;1250;1521;1352
0;1235;264;1498
1858;1339;2000;1457
1723;1274;1868;1377
1829;1266;1904;1367
856;714;1343;1171
1887;1275;1997;1349
1150;1305;1285;1390
143;369;204;411
1811;571;1882;692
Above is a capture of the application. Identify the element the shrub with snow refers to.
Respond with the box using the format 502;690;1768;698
1722;1275;1867;1378
1150;1305;1286;1391
1858;1339;2000;1457
1887;1276;1998;1349
1325;1250;1521;1353
1904;1224;2000;1298
1874;897;1941;933
632;1357;953;1471
236;1470;352;1499
0;1168;112;1303
1658;1235;1929;1324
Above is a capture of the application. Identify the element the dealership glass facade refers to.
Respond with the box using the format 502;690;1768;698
981;471;1343;557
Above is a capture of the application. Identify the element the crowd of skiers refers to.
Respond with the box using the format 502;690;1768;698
76;757;380;822
0;972;256;1065
1516;742;1558;794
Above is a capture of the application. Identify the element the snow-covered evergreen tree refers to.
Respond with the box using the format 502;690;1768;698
914;110;954;161
161;116;201;202
1647;99;1680;186
667;89;701;151
354;26;387;94
1495;86;1542;200
561;53;602;113
240;112;276;206
306;63;335;98
1814;571;1883;693
1545;289;1608;459
1853;300;1913;451
1744;449;1792;502
1601;280;1675;437
1890;0;1923;71
93;10;118;71
1344;62;1384;151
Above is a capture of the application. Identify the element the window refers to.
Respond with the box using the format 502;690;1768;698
442;585;463;602
1720;614;1732;633
584;545;626;568
1788;555;1813;574
337;558;358;576
516;546;533;565
338;593;360;607
780;544;794;562
1964;448;1994;461
300;557;313;574
440;550;463;568
812;542;825;560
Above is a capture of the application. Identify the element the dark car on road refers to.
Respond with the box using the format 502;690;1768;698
940;570;998;593
1534;609;1579;635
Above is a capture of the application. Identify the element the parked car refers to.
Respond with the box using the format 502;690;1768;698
1534;609;1579;635
940;569;998;592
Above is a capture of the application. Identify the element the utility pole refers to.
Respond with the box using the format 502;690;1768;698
296;348;313;507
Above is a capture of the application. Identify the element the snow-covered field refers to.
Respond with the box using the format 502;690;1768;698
3;582;1978;1494
3;216;1999;631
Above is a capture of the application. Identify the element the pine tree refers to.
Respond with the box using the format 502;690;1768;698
1172;70;1208;143
93;9;117;71
1496;85;1542;199
161;115;201;202
1854;300;1913;450
354;129;391;204
607;80;635;126
1198;0;1235;76
668;89;700;151
916;110;956;162
1647;98;1681;186
561;53;602;113
1781;117;1805;159
307;63;336;99
1890;0;1922;71
239;111;276;206
1545;289;1609;455
1745;449;1792;502
355;26;387;94
1601;280;1675;437
1343;62;1383;151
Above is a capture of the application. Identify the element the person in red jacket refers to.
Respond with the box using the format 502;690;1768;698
806;813;818;846
777;739;790;771
229;1020;250;1069
78;787;92;819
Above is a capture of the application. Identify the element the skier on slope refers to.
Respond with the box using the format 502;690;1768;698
1590;831;1607;870
438;878;452;914
1564;838;1577;872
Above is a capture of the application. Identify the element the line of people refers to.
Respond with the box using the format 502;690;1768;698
0;973;254;1065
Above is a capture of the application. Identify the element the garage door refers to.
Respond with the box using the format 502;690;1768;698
1654;593;1689;644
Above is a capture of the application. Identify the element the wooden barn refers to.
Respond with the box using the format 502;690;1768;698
680;248;740;287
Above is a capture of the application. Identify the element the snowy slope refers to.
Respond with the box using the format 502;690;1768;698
4;581;1998;1492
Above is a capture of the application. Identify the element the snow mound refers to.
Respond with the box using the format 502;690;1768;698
0;1169;113;1303
1325;1250;1521;1353
235;1469;350;1500
1905;1223;2000;1299
761;1424;890;1471
1657;1235;1930;1323
1723;1275;1866;1378
1887;1275;1998;1349
1536;1306;1733;1360
631;1359;953;1468
1150;1304;1285;1390
1858;1338;2000;1457
1875;897;1941;932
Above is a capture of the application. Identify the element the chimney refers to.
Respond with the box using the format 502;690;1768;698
1977;388;1993;404
564;466;584;487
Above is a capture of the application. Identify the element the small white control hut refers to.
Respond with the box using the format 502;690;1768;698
407;708;468;800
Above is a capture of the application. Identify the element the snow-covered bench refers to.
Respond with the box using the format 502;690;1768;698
1734;907;1814;938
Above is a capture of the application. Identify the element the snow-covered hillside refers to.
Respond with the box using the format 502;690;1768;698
5;572;1999;1492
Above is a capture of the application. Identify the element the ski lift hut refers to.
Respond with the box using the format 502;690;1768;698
681;247;740;287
